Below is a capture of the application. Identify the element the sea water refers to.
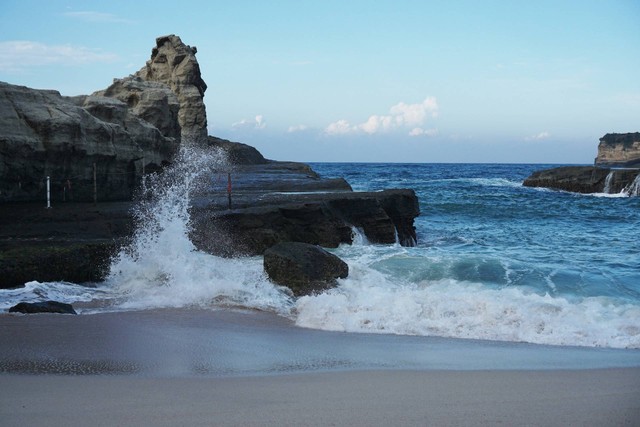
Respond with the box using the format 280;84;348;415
2;152;639;349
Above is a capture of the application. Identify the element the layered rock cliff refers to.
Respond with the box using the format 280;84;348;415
595;133;640;167
524;132;640;196
0;34;207;202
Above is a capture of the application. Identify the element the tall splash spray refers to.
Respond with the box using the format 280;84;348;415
106;142;292;313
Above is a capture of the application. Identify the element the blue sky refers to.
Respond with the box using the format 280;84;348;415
1;0;639;163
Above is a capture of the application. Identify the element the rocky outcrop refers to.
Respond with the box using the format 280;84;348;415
9;301;77;315
0;35;422;290
191;188;419;257
0;82;177;202
595;133;640;167
134;34;208;143
207;136;268;165
263;242;348;296
524;132;640;196
523;166;640;196
0;34;208;202
0;201;132;289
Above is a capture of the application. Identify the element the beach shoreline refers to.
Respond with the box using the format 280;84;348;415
1;309;639;425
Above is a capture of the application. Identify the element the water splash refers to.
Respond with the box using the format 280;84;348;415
623;173;640;196
106;142;293;314
603;171;615;194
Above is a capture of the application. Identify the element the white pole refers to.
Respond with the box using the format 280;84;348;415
46;176;51;208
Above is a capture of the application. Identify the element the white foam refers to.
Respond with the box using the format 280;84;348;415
0;281;110;311
294;263;640;349
106;143;292;315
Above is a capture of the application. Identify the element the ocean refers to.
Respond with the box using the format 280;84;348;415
2;157;639;350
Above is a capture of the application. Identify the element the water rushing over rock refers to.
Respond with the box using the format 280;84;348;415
106;142;293;313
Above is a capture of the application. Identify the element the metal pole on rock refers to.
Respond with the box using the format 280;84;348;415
93;163;97;205
227;172;232;210
46;176;51;208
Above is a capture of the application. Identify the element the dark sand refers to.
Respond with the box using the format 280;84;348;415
1;309;639;426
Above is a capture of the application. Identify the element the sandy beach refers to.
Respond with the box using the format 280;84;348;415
2;369;639;427
1;309;639;426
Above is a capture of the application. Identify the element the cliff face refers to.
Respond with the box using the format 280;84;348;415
595;132;640;167
0;34;207;202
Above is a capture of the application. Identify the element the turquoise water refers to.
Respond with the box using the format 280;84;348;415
311;163;640;301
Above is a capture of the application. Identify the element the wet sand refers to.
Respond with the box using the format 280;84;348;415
1;309;639;426
2;369;640;427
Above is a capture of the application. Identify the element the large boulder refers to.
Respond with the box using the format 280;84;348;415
263;242;348;296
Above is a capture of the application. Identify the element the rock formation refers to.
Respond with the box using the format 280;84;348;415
109;34;208;144
263;242;348;296
9;301;77;315
524;132;640;196
191;186;419;257
0;35;422;290
0;34;208;202
523;166;640;195
595;133;640;167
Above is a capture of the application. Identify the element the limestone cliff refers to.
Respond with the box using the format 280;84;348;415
595;132;640;167
0;82;177;201
134;34;208;143
0;34;208;202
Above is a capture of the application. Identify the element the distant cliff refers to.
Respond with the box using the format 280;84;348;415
524;132;640;196
0;35;206;202
595;132;640;167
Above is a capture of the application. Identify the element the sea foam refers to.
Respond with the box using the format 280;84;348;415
106;143;292;314
295;248;640;349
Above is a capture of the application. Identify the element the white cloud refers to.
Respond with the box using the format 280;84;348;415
288;124;309;133
325;119;354;135
324;97;439;136
409;127;439;137
232;115;266;130
0;41;118;73
525;131;550;141
63;11;134;24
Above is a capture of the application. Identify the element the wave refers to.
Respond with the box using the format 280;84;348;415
0;281;112;312
295;264;640;349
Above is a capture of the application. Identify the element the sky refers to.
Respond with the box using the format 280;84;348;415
1;0;639;163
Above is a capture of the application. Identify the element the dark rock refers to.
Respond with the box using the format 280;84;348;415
9;301;77;315
191;189;419;257
0;242;117;289
523;166;640;195
0;202;132;289
207;136;268;165
523;166;610;193
263;242;348;296
595;132;640;167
